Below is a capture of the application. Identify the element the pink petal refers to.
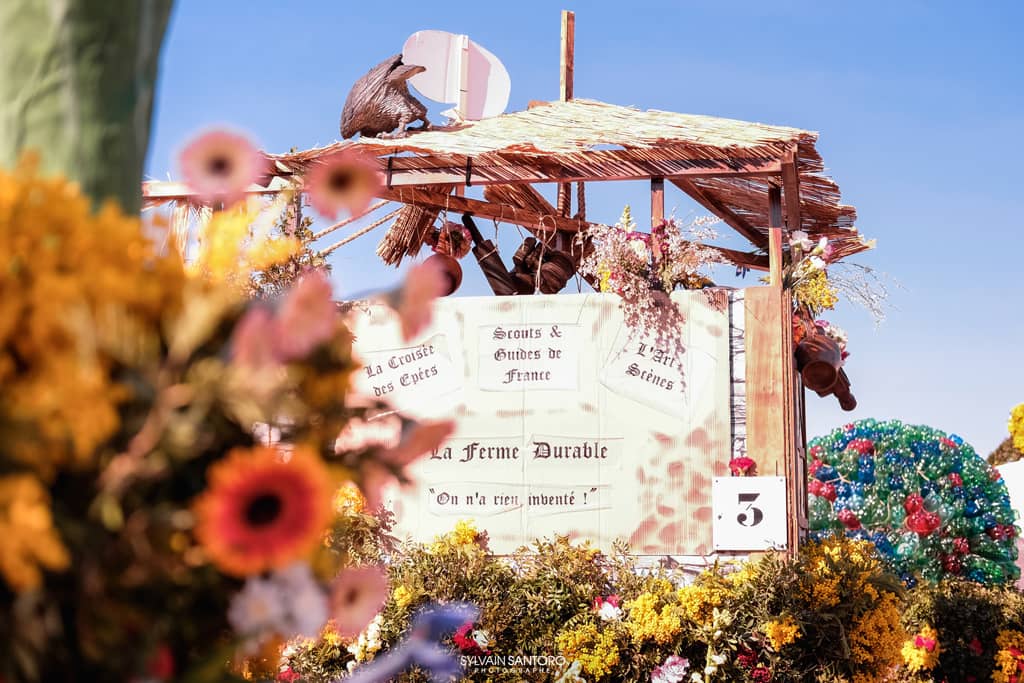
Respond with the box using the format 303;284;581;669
178;129;267;207
304;148;383;220
330;566;389;638
231;306;279;369
273;270;337;361
398;260;447;342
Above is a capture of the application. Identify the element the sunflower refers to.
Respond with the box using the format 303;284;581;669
193;445;333;577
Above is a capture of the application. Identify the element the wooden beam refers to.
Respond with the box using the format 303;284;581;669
781;146;801;232
386;153;782;187
556;11;574;219
671;177;768;249
651;177;664;225
374;186;770;270
559;10;575;101
768;186;784;287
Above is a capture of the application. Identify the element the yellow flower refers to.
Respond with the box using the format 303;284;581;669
794;269;838;312
625;592;682;645
393;585;414;612
847;594;906;676
0;474;71;591
901;624;940;672
556;623;620;679
994;630;1024;683
0;153;184;474
676;576;731;626
333;482;366;515
1010;403;1024;453
762;616;801;650
430;519;482;553
188;199;300;288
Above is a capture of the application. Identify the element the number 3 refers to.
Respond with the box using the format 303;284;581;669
737;492;763;527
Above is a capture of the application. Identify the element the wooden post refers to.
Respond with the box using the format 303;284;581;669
651;177;665;225
556;10;575;222
768;186;784;287
454;34;471;199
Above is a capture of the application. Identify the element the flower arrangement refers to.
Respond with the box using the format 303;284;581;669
577;207;722;357
1011;403;1024;454
287;511;926;683
0;137;456;682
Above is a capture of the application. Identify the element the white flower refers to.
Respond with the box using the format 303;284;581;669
597;601;623;622
705;664;718;674
807;255;826;271
554;660;587;683
650;655;690;683
690;674;703;683
711;654;727;666
228;577;289;653
274;562;328;639
471;629;491;650
789;230;813;251
713;629;723;639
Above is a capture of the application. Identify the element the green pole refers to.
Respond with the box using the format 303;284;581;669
0;0;174;214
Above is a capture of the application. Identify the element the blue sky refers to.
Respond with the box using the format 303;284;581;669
146;0;1024;455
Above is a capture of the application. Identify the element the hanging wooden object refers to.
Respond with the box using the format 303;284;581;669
424;253;463;296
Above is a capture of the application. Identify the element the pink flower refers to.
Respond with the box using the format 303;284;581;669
304;147;383;220
231;306;279;369
360;421;455;510
396;259;448;342
650;655;689;683
330;565;389;638
729;457;757;476
914;635;937;652
178;129;267;207
273;270;338;361
593;595;622;621
277;668;301;682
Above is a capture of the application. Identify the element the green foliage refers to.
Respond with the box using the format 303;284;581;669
893;579;1024;682
250;180;329;299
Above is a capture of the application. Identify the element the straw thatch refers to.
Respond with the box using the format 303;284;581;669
270;99;860;257
377;204;441;265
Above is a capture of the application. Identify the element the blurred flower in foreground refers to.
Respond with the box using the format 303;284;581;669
359;421;456;510
330;564;389;638
272;269;337;361
188;202;300;286
304;147;383;220
0;474;71;591
179;129;268;207
345;603;478;683
395;259;448;342
228;562;328;654
193;445;333;576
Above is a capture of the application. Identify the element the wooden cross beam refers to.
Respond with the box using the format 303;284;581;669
375;185;769;270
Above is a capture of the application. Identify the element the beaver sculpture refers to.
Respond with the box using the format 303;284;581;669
340;54;431;139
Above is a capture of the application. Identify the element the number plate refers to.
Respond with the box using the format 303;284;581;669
712;476;788;551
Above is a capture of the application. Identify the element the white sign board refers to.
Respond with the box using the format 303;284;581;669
712;476;788;551
348;292;737;555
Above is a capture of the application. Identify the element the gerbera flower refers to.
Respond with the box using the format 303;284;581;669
304;147;383;220
178;129;267;207
330;565;389;638
272;269;338;361
193;446;333;577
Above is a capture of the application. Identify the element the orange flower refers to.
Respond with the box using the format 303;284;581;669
193;446;333;577
304;147;383;220
178;129;268;207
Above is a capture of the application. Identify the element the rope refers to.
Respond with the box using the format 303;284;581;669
318;207;403;257
576;181;586;220
312;200;389;240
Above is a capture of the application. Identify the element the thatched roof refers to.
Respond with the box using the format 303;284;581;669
269;99;863;256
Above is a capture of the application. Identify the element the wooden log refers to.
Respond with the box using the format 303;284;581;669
768;186;784;287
